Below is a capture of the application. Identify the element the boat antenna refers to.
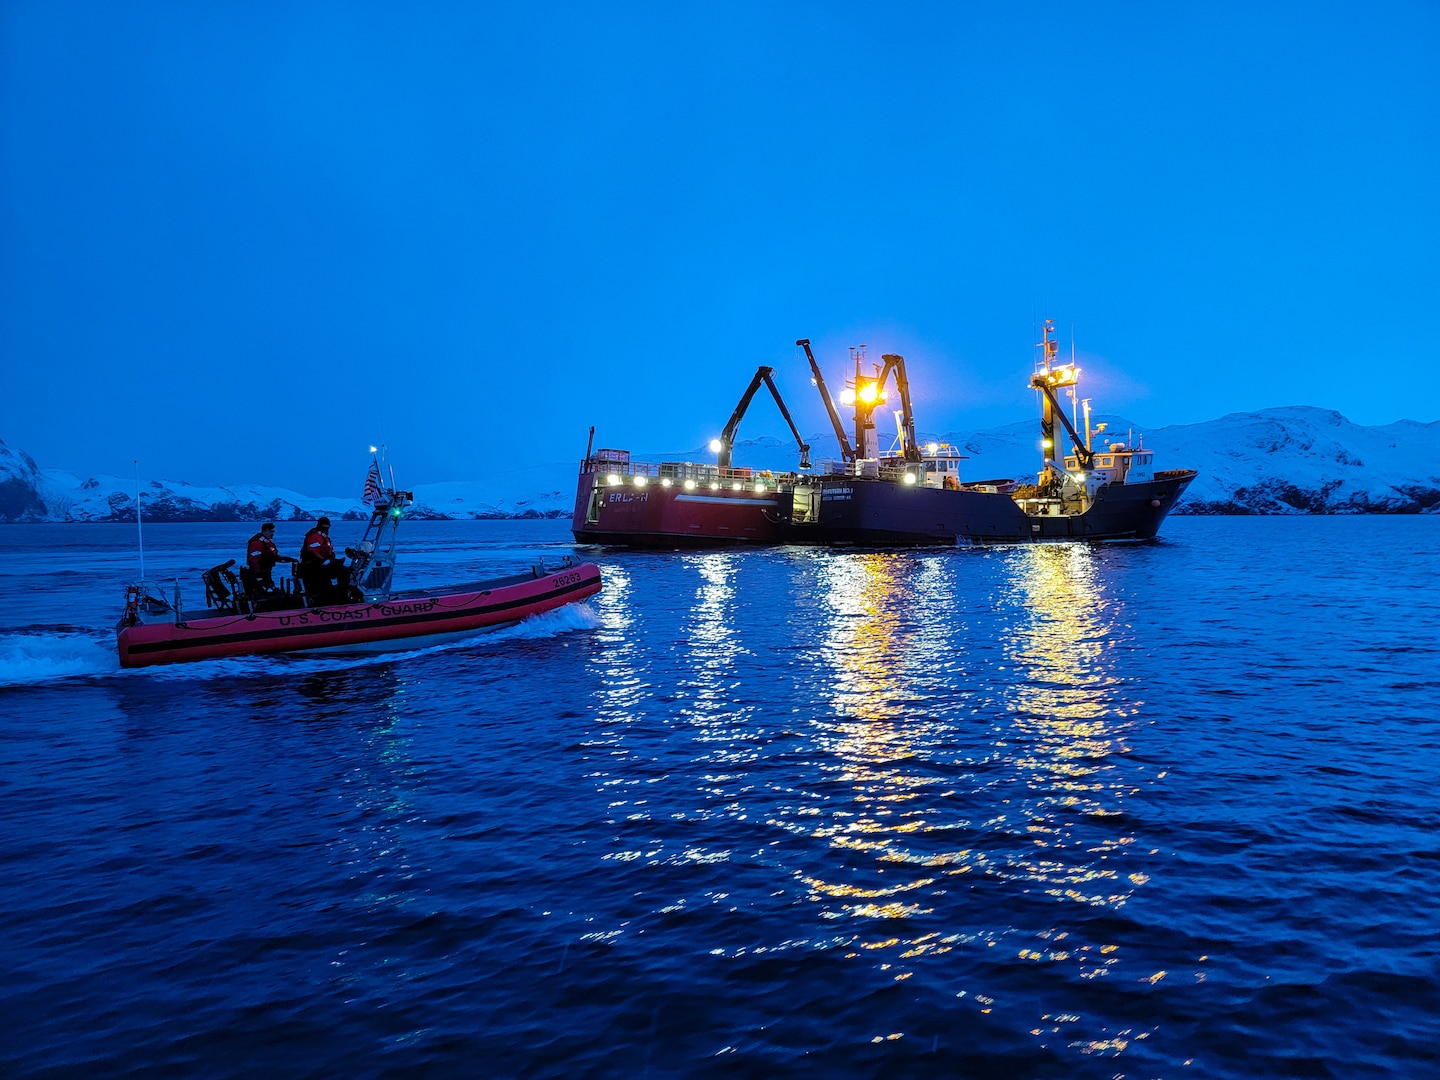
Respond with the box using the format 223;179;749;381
133;459;146;581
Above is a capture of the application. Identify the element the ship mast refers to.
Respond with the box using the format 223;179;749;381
851;345;878;459
1029;319;1093;488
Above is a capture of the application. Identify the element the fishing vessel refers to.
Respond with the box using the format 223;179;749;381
571;323;1196;546
118;478;602;668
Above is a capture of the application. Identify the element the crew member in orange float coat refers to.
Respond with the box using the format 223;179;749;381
246;522;296;590
298;516;351;603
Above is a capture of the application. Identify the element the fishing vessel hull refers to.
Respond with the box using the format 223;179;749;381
785;470;1198;545
117;562;602;668
571;470;786;547
572;466;1198;548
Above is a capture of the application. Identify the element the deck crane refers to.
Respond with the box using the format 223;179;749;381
796;338;857;463
715;366;812;470
878;354;923;463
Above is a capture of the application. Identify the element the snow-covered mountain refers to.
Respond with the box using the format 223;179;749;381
3;406;1438;523
925;407;1440;514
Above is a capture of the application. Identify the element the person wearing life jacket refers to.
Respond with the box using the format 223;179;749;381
246;522;296;591
298;516;351;603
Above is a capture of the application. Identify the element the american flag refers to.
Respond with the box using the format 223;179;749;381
362;460;383;505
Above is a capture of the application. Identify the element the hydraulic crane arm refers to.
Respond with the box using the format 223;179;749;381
1031;381;1094;469
880;354;923;463
796;338;856;463
717;366;812;470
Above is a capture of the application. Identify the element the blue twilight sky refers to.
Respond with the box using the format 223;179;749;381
2;1;1437;496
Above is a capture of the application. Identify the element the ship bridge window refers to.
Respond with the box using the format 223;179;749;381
1139;454;1152;465
1099;456;1113;466
926;462;936;472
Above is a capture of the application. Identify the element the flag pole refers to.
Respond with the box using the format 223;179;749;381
134;459;146;581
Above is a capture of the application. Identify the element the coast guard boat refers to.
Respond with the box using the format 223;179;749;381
117;480;601;668
571;322;1196;546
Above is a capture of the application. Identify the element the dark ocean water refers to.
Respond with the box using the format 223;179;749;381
2;517;1437;1078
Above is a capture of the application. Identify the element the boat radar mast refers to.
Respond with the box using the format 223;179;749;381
1029;319;1093;489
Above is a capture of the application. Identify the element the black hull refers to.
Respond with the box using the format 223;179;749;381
786;471;1197;546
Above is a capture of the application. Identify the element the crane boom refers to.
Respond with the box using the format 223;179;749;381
716;366;812;470
796;338;856;462
879;354;923;463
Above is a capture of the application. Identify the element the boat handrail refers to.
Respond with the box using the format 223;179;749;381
588;457;791;484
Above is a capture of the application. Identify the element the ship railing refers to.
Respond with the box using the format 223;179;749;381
585;458;788;487
584;457;661;479
818;458;926;484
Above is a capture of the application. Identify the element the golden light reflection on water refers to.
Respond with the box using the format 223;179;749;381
998;545;1139;913
787;553;961;936
582;544;1158;1056
783;543;1152;1017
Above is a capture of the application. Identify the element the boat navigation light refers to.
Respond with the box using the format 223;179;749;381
709;482;720;491
858;382;880;405
754;482;765;492
606;473;622;486
684;479;696;490
369;445;378;453
903;472;918;485
840;388;857;406
661;477;673;487
709;438;723;454
1042;439;1054;449
731;482;742;491
634;475;648;487
926;442;939;455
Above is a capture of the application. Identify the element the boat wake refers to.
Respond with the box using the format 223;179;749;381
0;629;116;687
495;600;602;639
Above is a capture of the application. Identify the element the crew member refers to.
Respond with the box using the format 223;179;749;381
299;516;351;603
246;522;296;590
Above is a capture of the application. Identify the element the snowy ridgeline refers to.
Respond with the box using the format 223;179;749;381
3;406;1439;523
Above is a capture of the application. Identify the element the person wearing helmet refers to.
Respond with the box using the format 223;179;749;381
299;516;351;603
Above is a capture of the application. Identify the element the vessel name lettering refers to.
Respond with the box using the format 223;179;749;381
378;600;437;617
317;607;370;624
822;487;853;502
551;572;582;588
608;491;649;504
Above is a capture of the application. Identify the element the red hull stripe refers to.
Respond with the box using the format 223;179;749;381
120;570;600;664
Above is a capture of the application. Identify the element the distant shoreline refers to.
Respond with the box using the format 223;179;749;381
5;506;1439;523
